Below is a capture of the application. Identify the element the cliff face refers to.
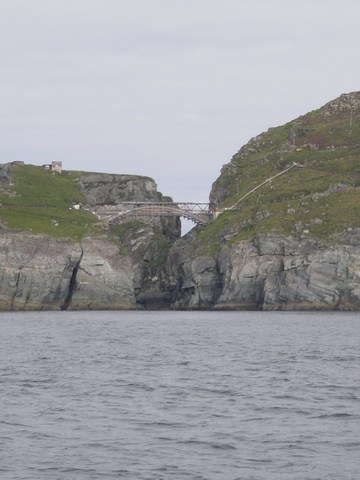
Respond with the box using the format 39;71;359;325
78;171;180;241
1;91;360;311
160;92;360;311
69;236;136;310
0;233;81;310
78;172;158;204
162;230;360;310
0;233;135;311
4;228;359;312
0;233;135;310
0;165;179;310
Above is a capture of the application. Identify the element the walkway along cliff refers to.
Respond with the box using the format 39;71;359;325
1;91;360;310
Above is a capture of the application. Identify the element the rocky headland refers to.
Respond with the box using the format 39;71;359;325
1;91;360;310
0;165;179;310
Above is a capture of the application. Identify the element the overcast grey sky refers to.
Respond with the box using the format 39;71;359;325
1;0;360;201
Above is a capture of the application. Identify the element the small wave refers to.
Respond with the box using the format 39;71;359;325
245;458;273;463
37;466;100;475
126;382;156;391
112;469;132;477
192;386;238;395
312;412;356;419
340;441;360;448
325;355;360;362
177;439;237;450
0;469;11;475
0;420;30;428
312;384;358;390
273;394;303;400
211;442;237;450
241;417;268;422
138;421;185;428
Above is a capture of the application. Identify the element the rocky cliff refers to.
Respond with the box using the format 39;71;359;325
0;164;179;310
160;92;360;310
0;233;135;310
1;91;360;311
162;230;360;310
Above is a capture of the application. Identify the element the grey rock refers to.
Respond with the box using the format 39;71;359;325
0;233;82;310
0;233;135;311
163;232;223;309
0;162;14;185
161;230;360;311
78;171;180;242
71;236;135;310
78;173;159;205
0;167;180;311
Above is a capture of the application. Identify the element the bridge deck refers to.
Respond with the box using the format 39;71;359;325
95;202;212;225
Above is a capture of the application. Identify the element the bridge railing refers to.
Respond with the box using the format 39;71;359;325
95;202;212;225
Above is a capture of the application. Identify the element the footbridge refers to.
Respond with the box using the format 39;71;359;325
95;164;301;226
95;202;213;225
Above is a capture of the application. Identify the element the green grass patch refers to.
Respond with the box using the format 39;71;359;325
195;210;234;256
110;221;143;241
220;187;360;242
205;96;360;250
6;164;85;207
0;164;102;239
0;206;101;240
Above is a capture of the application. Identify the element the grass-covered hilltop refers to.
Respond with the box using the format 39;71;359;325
199;91;360;254
162;92;360;310
0;165;179;311
0;164;99;240
1;91;360;311
1;91;359;245
0;163;174;241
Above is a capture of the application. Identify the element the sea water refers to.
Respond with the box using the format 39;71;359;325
0;310;359;480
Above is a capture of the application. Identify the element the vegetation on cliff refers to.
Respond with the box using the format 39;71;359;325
1;92;359;262
0;164;102;240
1;91;360;311
198;92;360;254
0;164;179;249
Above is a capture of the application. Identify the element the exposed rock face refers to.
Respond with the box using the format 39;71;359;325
78;172;160;205
78;171;181;241
74;172;181;308
162;230;360;311
170;91;360;311
3;228;359;311
0;233;79;310
163;232;223;308
2;92;360;311
0;162;14;186
0;167;180;311
70;236;135;310
0;233;135;311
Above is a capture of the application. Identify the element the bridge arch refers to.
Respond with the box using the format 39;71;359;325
95;202;212;226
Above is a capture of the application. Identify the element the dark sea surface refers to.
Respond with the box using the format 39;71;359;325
0;310;359;480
